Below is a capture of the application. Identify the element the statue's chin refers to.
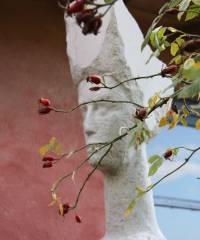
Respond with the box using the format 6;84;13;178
88;152;124;175
86;138;128;173
88;151;114;173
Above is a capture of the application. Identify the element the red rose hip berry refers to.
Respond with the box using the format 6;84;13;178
39;97;51;106
42;156;55;162
87;74;102;84
161;65;178;77
89;86;101;91
75;214;82;223
163;149;173;159
42;162;53;168
67;0;85;15
38;106;51;115
59;203;70;216
135;108;148;121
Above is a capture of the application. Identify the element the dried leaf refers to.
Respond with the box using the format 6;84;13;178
195;119;200;129
180;115;188;127
39;144;49;156
169;112;179;129
159;117;168;127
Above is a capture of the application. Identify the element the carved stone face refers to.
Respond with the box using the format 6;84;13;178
78;79;135;174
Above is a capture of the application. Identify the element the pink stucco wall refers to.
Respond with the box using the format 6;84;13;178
0;1;104;239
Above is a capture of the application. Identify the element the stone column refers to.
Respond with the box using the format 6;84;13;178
65;1;171;239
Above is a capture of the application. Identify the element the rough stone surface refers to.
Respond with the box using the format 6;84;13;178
65;1;172;239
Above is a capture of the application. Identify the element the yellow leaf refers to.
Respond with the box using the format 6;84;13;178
148;93;159;108
183;58;195;70
170;42;179;57
59;203;64;216
48;193;60;207
124;199;137;218
169;112;179;129
159;117;168;127
182;106;189;117
180;116;188;127
49;137;62;155
39;144;50;156
54;144;62;155
195;119;200;129
52;192;58;201
49;137;58;150
48;200;57;207
194;62;200;69
136;187;145;197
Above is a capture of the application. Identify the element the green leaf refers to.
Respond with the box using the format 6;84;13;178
179;0;192;11
148;158;164;176
104;0;115;3
170;42;179;56
148;155;161;164
178;78;200;98
176;37;185;47
192;0;200;6
168;27;177;33
159;2;170;13
174;55;183;64
146;48;161;64
183;64;200;80
141;14;164;51
128;135;136;148
169;0;182;7
172;148;179;156
186;5;200;21
157;27;166;39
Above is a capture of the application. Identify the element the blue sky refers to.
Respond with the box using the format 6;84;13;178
147;126;200;240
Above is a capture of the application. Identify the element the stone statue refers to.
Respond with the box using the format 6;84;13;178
65;0;171;239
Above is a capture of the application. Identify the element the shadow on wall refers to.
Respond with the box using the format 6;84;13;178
0;1;104;240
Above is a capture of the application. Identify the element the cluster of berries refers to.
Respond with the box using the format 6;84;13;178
63;0;103;35
42;156;57;168
38;98;52;115
59;202;82;223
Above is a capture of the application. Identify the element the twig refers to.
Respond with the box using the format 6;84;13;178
101;73;162;90
70;143;113;210
55;142;108;162
50;99;144;114
51;124;137;194
146;146;200;193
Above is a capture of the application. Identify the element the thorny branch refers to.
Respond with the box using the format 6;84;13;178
146;146;200;193
50;95;173;209
100;73;163;90
50;99;144;114
39;0;200;218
